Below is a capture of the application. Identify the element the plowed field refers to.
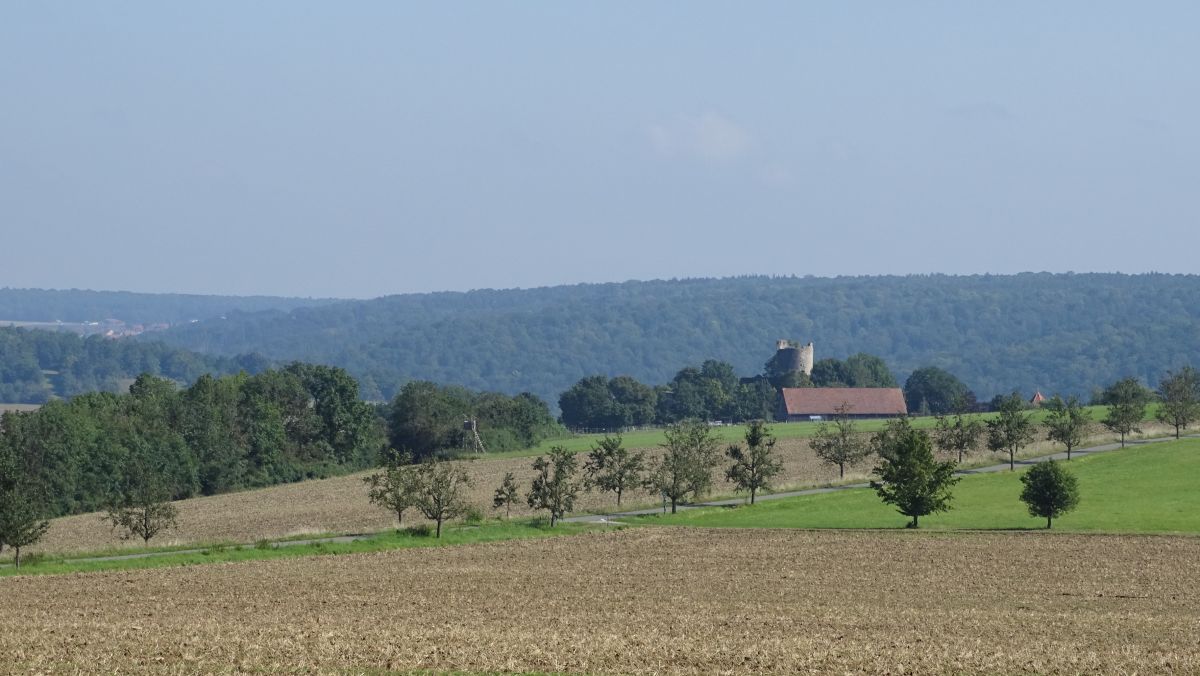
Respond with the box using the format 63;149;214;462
2;528;1198;674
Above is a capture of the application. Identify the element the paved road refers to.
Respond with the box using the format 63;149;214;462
565;433;1196;523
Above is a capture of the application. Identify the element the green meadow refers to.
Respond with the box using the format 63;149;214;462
635;437;1199;533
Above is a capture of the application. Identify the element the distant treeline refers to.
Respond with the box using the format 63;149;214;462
0;287;337;324
0;327;269;403
146;273;1200;405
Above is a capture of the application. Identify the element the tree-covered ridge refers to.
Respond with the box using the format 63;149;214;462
0;288;339;324
0;365;384;519
149;273;1200;405
0;327;268;403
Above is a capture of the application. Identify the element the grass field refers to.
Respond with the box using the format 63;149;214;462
636;438;1200;533
1;527;1197;674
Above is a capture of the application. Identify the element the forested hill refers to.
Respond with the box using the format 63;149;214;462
0;327;267;403
0;288;339;324
146;274;1200;404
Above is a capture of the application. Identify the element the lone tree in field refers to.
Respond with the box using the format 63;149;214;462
871;427;959;528
1042;395;1092;460
1019;460;1080;529
364;449;418;525
725;419;783;504
1102;377;1151;448
492;471;520;519
810;405;870;478
526;447;581;527
412;459;472;538
583;435;645;508
644;420;721;514
0;459;50;569
932;409;984;463
104;458;180;546
986;393;1036;471
1156;366;1200;439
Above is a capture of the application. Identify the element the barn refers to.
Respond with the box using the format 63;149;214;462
777;387;908;422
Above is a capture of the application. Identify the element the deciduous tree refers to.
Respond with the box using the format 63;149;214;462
0;455;49;569
1042;395;1092;460
412;459;472;538
644;420;721;514
1156;366;1200;439
103;458;180;546
526;447;581;526
871;428;959;528
933;410;984;463
810;405;870;478
364;449;418;525
725;420;783;504
1102;377;1151;448
1019;460;1080;529
492;471;520;519
583;435;645;508
986;393;1036;471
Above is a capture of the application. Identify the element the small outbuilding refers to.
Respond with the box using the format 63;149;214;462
777;387;908;422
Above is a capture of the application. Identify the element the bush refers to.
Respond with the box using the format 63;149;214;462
406;524;434;537
461;505;485;526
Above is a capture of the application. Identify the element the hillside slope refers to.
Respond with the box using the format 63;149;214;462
0;287;339;325
152;273;1200;402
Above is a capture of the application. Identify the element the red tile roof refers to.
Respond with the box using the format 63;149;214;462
780;387;908;417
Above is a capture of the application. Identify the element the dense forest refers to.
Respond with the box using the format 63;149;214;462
0;327;268;403
0;365;383;518
147;274;1200;405
0;287;337;324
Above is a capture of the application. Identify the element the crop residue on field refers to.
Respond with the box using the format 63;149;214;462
2;528;1198;673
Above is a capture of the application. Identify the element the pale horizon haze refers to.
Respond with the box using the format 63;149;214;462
2;2;1197;298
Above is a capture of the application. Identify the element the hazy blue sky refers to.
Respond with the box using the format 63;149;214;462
2;2;1197;298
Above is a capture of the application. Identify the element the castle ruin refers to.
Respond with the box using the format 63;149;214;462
774;339;814;376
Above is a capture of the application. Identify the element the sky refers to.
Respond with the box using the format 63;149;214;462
2;2;1197;299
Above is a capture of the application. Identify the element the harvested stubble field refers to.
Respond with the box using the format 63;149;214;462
2;528;1198;674
27;424;1167;556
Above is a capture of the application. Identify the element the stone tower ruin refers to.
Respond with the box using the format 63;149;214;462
774;340;814;376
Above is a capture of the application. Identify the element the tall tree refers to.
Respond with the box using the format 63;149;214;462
1101;377;1151;448
903;366;970;416
411;459;472;538
810;405;870;478
986;393;1036;471
725;420;783;504
1019;461;1080;529
1156;366;1200;439
583;435;645;508
526;447;581;527
644;420;721;514
932;410;984;463
1042;395;1092;460
871;427;959;528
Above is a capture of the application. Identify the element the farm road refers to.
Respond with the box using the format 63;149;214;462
566;432;1198;523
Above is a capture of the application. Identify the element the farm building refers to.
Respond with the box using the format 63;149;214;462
777;387;907;422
